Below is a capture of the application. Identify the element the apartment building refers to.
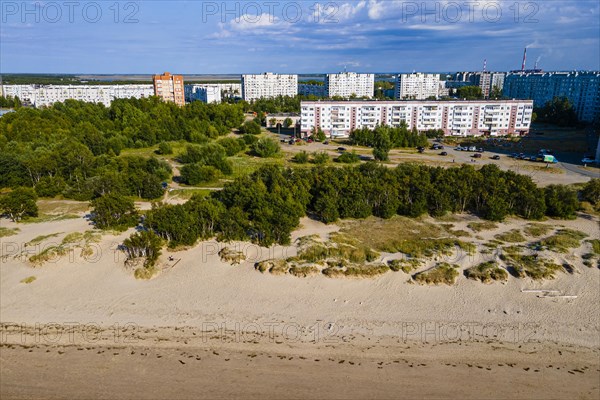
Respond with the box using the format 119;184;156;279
325;72;375;98
1;84;154;107
395;73;441;100
503;71;600;122
184;84;222;104
241;73;298;101
301;100;533;138
153;72;185;106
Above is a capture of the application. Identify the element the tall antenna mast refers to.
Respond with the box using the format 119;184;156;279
483;59;487;72
521;48;527;72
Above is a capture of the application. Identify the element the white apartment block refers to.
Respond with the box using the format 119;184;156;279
241;73;298;101
1;84;154;107
301;100;533;138
325;72;374;98
184;84;222;104
395;73;441;100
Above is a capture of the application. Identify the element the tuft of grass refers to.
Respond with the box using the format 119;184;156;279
0;227;20;238
255;259;288;275
22;214;79;224
26;232;63;246
524;223;553;237
464;261;508;283
134;266;158;280
322;264;390;278
537;229;587;253
61;232;84;245
587;239;600;255
288;265;320;277
218;247;247;265
29;245;68;265
502;245;525;256
467;221;498;233
413;263;460;285
494;229;526;243
20;276;36;284
500;254;563;280
388;258;423;273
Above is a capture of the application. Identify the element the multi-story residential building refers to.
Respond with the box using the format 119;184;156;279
503;71;600;122
153;72;185;106
395;73;441;100
184;84;222;104
1;84;154;107
325;72;374;98
301;100;533;138
452;71;506;98
298;83;326;97
241;73;298;101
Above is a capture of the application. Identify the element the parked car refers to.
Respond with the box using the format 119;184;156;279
477;147;484;152
337;147;346;151
307;139;313;143
528;156;538;161
582;157;596;163
417;147;425;153
440;151;448;156
454;147;463;151
288;139;295;145
468;146;477;152
472;153;482;158
323;141;329;145
491;155;500;160
509;152;518;158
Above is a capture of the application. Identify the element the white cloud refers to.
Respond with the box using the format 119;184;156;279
230;13;279;31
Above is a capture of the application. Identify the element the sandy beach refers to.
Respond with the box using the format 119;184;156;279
1;211;599;399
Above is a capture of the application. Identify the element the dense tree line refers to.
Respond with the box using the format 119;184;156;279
0;95;22;108
350;124;428;149
137;163;581;249
0;98;245;200
535;97;579;127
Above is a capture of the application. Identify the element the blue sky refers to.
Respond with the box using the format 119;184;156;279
1;0;599;73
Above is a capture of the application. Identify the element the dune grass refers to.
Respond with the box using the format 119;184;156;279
537;229;587;253
524;223;553;237
218;247;247;265
26;232;63;246
388;258;423;273
338;216;475;258
413;263;460;285
288;265;320;277
467;221;498;232
500;254;563;280
134;266;158;280
20;276;36;284
464;261;508;283
322;264;390;278
0;227;20;238
494;229;526;243
587;239;600;255
29;245;68;265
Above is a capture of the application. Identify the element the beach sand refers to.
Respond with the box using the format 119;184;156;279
1;213;599;399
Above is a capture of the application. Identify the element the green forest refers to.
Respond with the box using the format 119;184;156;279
0;97;245;200
138;163;591;250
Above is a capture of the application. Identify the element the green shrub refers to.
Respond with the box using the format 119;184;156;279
312;151;329;164
336;151;360;164
292;151;309;164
